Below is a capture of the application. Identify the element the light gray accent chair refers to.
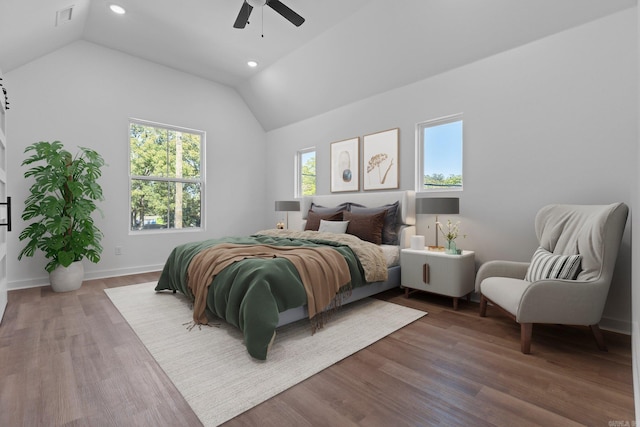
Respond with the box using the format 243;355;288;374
476;203;629;354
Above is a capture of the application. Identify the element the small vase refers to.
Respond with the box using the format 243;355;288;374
445;240;457;255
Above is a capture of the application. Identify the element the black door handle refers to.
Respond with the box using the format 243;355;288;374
0;196;11;231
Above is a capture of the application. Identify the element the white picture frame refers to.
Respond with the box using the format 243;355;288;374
330;137;360;192
363;128;399;190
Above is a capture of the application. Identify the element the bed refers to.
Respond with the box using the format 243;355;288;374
155;190;416;360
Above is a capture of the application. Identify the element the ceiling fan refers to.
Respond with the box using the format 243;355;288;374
233;0;305;29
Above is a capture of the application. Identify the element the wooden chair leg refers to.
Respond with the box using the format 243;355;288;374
479;295;488;317
590;324;608;352
520;323;532;354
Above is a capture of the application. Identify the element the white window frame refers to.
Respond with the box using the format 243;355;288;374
415;113;464;193
128;118;206;234
295;147;316;198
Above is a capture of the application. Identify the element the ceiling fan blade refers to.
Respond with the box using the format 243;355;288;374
267;0;305;27
233;2;253;29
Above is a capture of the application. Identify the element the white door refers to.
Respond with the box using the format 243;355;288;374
0;71;8;323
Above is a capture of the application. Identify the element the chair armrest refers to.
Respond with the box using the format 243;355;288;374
517;278;609;325
475;260;530;293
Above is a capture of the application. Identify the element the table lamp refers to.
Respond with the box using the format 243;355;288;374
274;200;300;229
415;197;459;248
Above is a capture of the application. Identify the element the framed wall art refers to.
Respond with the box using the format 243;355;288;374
330;137;359;192
363;128;399;190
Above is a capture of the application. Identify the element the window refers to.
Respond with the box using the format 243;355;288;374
129;119;204;232
296;148;316;197
416;114;463;192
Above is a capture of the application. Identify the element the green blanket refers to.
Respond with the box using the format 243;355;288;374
155;234;366;360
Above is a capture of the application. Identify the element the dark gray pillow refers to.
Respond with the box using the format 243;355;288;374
350;201;399;245
309;202;349;215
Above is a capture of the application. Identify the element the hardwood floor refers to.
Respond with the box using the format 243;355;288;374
0;273;634;426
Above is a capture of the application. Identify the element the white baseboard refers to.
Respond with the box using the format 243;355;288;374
600;316;632;335
8;264;165;291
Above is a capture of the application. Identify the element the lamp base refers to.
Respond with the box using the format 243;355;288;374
427;245;445;252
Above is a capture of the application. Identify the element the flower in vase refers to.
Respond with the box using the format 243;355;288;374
436;219;464;243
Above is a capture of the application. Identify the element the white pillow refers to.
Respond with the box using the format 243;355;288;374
318;219;349;234
524;247;582;282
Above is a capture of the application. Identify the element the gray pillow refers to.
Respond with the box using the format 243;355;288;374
309;202;349;215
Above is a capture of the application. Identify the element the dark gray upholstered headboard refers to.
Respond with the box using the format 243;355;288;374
301;190;416;248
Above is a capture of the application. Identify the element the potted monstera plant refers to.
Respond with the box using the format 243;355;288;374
18;141;105;292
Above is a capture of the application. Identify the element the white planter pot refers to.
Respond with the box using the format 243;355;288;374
49;261;84;292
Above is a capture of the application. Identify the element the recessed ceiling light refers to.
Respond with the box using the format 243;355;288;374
109;4;126;15
247;60;258;68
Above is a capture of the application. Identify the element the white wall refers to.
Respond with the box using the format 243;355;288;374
266;9;637;331
6;40;269;288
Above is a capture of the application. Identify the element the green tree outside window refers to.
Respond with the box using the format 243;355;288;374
129;121;203;231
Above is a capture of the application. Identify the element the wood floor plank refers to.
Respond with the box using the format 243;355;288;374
0;273;634;426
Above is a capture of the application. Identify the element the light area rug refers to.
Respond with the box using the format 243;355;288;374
105;282;426;426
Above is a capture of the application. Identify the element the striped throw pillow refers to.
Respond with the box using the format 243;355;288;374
524;247;582;282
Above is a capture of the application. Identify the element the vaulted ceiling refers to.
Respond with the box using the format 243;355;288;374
0;0;636;130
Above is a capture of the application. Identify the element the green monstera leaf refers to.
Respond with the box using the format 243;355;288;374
18;141;106;273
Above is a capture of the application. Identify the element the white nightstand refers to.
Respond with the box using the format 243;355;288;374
400;248;476;310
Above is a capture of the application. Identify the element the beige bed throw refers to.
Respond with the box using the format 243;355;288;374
255;229;389;283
